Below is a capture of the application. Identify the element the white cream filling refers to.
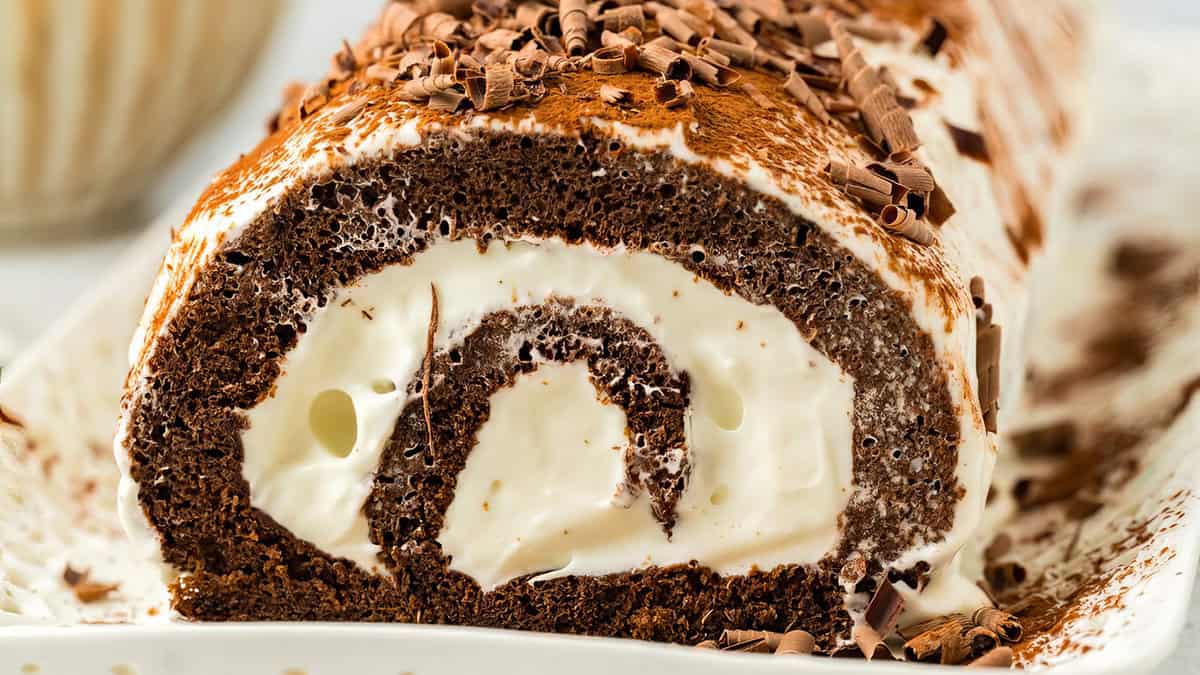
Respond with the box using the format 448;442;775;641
241;237;856;586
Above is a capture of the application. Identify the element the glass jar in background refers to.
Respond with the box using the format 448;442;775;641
0;0;281;240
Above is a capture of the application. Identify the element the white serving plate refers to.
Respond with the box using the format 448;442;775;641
2;20;1200;675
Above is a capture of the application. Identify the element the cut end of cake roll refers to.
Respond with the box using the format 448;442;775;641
115;0;1083;651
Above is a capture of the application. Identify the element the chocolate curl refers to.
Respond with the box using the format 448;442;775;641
600;4;644;31
655;78;694;108
695;43;730;66
466;65;516;110
638;45;692;79
382;2;421;43
784;71;831;123
455;53;484;80
591;45;635;74
794;12;831;46
331;39;357;79
943;626;999;666
967;646;1013;668
742;0;791;27
365;64;402;83
420;12;466;43
920;18;949;56
331;98;368;125
976;322;1002;432
599;84;632;105
427;88;468;111
864;581;905;638
601;29;637;49
879;204;934;245
559;0;590;55
844;20;902;42
656;9;701;45
400;74;459;100
643;35;683;52
827;158;892;208
969;276;986;308
712;9;757;46
830;16;920;155
775;630;816;655
473;0;509;21
972;608;1022;642
902;614;972;663
740;81;775;109
477;28;523;51
618;25;644;44
852;624;889;661
510;49;549;78
720;629;782;651
431;40;456;76
515;2;559;35
399;47;433;77
867;160;935;193
984;564;1025;590
681;53;740;87
927;184;957;225
695;640;719;649
586;0;617;22
699;37;758;67
734;7;762;33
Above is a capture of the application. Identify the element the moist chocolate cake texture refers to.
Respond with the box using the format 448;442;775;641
115;0;1082;657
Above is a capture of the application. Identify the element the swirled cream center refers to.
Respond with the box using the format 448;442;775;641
240;237;855;584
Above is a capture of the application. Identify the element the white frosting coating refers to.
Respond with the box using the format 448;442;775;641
241;238;855;584
116;0;1081;627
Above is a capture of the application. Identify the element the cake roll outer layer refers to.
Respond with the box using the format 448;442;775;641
116;0;1082;640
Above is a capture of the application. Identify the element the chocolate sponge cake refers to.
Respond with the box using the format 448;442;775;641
116;0;1081;655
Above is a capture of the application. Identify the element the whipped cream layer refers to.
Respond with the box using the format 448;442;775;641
241;238;855;583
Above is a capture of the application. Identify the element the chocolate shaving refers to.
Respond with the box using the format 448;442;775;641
972;608;1023;642
721;629;782;650
0;405;23;428
712;8;756;46
698;37;758;67
983;532;1010;561
903;614;977;664
600;5;644;32
559;0;590;55
830;15;920;155
695;639;719;649
844;20;901;43
739;81;775;109
783;71;830;123
382;2;421;43
63;565;87;586
638;45;691;80
868;160;934;193
1011;420;1077;458
969;275;986;308
466;65;517;110
592;45;635;74
478;28;523;51
331;98;368;125
422;283;439;453
851;624;890;661
331;39;358;79
643;35;683;52
975;320;1002;432
945;121;991;164
920;18;949;57
864;580;905;636
967;646;1013;668
654;78;694;108
400;74;460;100
73;581;120;604
428;88;468;111
365;64;402;83
656;8;702;46
879;205;933;245
794;12;832;46
601;29;637;50
734;7;762;34
926;184;957;225
599;84;632;105
515;2;559;35
776;630;816;655
681;53;740;87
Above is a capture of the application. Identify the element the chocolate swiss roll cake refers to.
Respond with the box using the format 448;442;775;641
116;0;1081;654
